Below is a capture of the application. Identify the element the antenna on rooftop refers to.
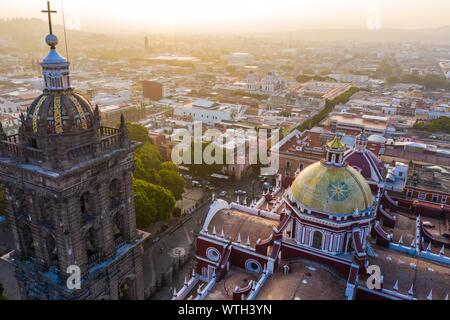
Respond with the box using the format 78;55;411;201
61;0;70;61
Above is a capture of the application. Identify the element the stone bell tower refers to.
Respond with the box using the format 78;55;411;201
0;2;144;300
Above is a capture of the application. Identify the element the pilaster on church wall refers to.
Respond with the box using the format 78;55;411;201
66;195;88;273
97;181;115;258
132;247;145;300
25;190;47;269
4;187;23;257
122;168;137;240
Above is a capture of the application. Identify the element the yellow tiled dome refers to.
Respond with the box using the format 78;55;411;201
291;161;373;215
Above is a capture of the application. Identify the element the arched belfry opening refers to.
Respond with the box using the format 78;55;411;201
85;227;100;264
39;197;53;227
80;191;95;224
44;233;58;267
118;276;136;300
110;179;122;209
110;179;126;243
18;223;35;258
112;211;125;243
80;192;92;215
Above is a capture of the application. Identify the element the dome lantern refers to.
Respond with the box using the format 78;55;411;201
355;132;368;152
325;135;346;166
40;1;71;92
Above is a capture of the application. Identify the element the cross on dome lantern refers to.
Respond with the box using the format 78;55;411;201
39;1;71;91
42;1;58;49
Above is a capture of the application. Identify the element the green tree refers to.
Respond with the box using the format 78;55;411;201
413;117;450;134
134;156;161;185
159;169;184;200
161;161;180;173
125;123;153;143
127;124;185;227
279;111;291;117
133;178;176;229
296;87;364;132
134;142;163;184
186;141;224;178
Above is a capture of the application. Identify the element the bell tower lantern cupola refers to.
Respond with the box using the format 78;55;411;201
40;1;71;91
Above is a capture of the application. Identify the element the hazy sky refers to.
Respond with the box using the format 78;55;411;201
1;0;449;33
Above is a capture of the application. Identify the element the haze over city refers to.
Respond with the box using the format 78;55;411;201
1;0;450;33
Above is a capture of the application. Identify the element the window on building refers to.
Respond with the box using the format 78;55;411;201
441;196;447;204
80;192;92;215
432;194;439;202
347;235;355;253
418;192;426;200
406;189;413;198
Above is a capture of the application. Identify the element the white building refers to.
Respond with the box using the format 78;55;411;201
246;71;285;93
225;52;254;66
0;98;21;114
329;73;369;85
173;99;245;124
415;104;450;120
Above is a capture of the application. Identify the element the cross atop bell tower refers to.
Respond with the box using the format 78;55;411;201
42;1;57;36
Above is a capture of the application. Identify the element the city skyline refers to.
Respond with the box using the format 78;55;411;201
1;0;450;33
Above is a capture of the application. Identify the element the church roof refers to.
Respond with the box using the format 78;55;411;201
26;91;94;134
42;48;68;65
326;136;345;150
291;161;373;215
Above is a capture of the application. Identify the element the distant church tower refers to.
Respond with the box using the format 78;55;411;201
0;2;144;300
144;35;149;51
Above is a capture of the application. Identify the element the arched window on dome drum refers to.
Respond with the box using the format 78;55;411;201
346;234;354;253
311;231;323;250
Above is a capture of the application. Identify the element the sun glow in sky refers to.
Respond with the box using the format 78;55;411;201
1;0;449;33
